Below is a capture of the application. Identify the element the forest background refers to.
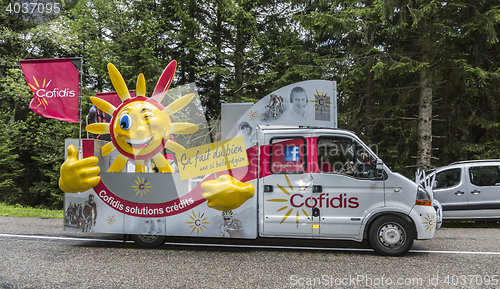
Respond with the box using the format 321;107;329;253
1;0;500;209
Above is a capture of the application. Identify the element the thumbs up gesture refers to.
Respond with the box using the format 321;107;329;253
59;144;101;193
201;175;255;211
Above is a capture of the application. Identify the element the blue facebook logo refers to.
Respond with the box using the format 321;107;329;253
284;146;301;162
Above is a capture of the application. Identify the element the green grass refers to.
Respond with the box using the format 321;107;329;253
442;220;500;228
0;203;63;219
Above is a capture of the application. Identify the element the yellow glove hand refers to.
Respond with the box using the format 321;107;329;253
201;175;254;211
59;144;101;193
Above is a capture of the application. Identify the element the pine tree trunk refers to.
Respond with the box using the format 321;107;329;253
418;20;433;170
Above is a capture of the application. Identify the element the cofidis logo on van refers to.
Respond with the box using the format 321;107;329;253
266;174;359;228
290;193;359;209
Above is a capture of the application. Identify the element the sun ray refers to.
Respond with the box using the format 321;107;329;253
152;153;174;173
276;184;290;195
101;142;116;156
135;160;145;173
33;76;39;87
268;198;288;202
108;154;129;172
280;208;294;224
165;140;186;153
277;206;288;212
42;78;46;87
302;209;310;220
151;153;171;173
170;123;199;135
296;211;299;228
90;97;117;116
152;60;177;102
165;93;195;116
108;63;131;102
28;83;37;91
284;174;293;191
86;123;111;135
136;73;146;97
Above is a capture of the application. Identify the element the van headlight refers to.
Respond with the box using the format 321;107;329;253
415;186;432;206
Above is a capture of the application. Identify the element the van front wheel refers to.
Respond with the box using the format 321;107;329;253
368;215;415;256
132;234;165;248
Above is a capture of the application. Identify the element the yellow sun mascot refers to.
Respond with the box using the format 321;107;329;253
59;61;199;193
59;61;254;212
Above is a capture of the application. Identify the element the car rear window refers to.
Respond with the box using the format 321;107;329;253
469;166;500;186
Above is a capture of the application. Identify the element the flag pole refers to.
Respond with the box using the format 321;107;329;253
71;57;84;158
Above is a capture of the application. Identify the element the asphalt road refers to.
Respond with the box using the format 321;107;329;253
1;216;500;288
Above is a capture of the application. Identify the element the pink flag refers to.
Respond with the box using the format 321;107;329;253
20;58;79;123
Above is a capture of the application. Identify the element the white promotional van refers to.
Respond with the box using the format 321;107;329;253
61;70;438;256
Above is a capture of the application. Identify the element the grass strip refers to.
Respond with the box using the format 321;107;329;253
442;221;500;228
0;203;63;219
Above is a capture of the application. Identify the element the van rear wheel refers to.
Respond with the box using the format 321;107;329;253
368;215;415;256
132;234;165;248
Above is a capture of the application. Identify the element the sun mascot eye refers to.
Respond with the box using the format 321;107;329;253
120;114;132;130
85;61;199;173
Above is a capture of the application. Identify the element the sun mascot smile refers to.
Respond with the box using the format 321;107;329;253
85;61;199;173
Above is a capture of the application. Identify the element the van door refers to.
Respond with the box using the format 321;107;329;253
311;134;385;237
433;164;468;219
260;132;313;237
466;164;500;219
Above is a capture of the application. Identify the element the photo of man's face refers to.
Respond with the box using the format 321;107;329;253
242;126;251;136
141;218;164;235
291;88;308;117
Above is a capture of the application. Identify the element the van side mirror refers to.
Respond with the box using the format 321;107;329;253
375;158;384;179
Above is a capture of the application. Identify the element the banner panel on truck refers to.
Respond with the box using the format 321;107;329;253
223;80;337;144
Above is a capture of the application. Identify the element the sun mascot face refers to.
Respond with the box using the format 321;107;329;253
86;61;199;173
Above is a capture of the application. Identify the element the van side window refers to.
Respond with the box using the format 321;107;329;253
317;137;355;176
469;166;500;186
435;168;461;189
317;137;376;179
269;137;306;174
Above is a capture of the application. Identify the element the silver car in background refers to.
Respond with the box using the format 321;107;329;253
429;160;500;220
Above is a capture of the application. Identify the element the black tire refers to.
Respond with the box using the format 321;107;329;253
368;215;415;256
131;234;166;249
